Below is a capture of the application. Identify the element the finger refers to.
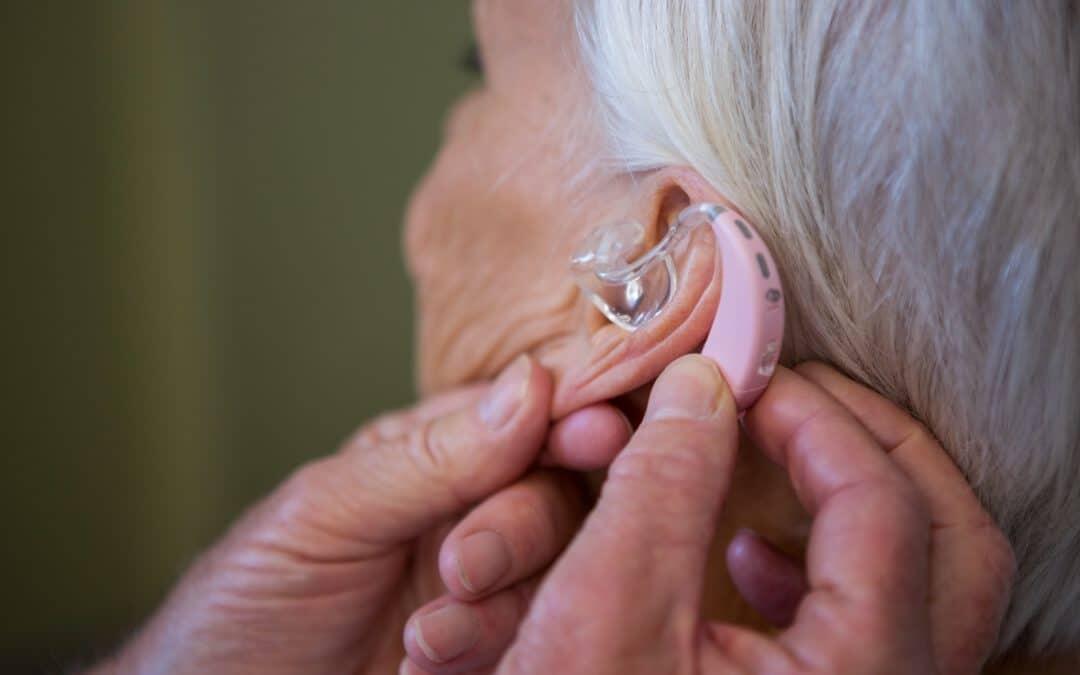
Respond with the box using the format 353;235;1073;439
404;583;534;674
793;362;988;526
725;529;807;628
541;403;633;470
399;658;431;675
740;366;935;671
439;469;586;600
399;657;491;675
280;355;553;558
354;385;486;446
586;355;737;605
399;658;435;675
518;355;738;660
794;361;1015;673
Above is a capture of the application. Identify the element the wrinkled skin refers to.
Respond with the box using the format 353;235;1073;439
405;0;605;398
404;1;1078;672
405;0;810;636
92;358;634;675
402;357;1016;675
88;0;1074;673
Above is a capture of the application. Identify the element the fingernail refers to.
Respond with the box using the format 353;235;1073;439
413;603;479;663
456;530;512;594
478;355;530;430
646;355;727;421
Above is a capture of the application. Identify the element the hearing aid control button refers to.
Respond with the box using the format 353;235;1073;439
734;219;753;239
756;253;771;279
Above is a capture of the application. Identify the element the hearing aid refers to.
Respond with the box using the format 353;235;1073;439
571;203;785;410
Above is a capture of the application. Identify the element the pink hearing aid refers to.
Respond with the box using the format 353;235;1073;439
570;202;785;410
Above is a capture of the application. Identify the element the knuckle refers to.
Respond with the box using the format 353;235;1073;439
489;474;584;567
609;438;714;496
807;606;892;673
345;407;414;449
891;477;932;523
399;414;474;509
520;488;564;551
403;419;455;483
361;411;405;443
899;421;936;450
784;407;855;472
264;458;354;542
342;422;380;450
280;458;332;507
491;489;553;563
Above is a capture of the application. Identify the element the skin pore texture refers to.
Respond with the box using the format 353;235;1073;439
405;1;1078;672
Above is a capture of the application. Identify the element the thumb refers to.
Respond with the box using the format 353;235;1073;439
590;354;739;606
503;356;739;673
272;356;553;558
531;356;739;636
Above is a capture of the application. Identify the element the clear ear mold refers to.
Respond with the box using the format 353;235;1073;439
570;203;785;410
570;205;715;330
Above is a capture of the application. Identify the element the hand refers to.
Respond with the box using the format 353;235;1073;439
401;356;1015;675
93;355;632;675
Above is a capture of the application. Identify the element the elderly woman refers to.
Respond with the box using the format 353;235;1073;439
92;1;1078;674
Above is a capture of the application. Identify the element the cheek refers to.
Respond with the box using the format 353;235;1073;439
403;95;506;289
401;92;605;391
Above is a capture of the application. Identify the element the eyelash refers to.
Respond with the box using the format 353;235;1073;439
461;41;484;77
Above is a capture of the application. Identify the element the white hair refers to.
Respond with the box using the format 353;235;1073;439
576;0;1080;654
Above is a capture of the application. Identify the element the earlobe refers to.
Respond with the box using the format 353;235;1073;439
543;169;731;419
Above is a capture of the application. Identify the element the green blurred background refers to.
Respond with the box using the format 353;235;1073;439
3;2;472;670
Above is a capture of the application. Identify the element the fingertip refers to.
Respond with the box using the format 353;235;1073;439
404;586;535;674
725;528;807;628
545;404;632;470
725;528;757;566
645;354;735;423
439;471;584;601
438;529;512;599
404;601;480;667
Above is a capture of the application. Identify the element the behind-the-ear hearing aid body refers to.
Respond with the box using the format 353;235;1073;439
571;203;785;410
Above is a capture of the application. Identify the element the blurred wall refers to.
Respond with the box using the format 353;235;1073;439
2;2;472;668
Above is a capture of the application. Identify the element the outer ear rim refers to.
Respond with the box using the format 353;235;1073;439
549;168;733;418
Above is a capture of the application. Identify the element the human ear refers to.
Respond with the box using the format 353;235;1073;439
542;167;734;419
